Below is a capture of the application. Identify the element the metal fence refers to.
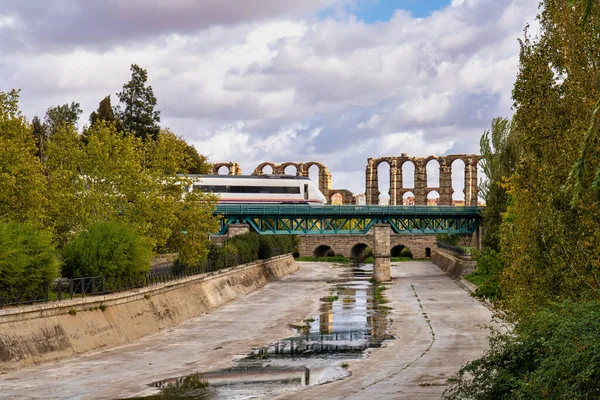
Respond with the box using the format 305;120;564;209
0;253;249;309
436;240;474;257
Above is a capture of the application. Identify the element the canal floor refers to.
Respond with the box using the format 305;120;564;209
0;261;494;399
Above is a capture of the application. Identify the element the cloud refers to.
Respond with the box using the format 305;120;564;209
2;0;539;200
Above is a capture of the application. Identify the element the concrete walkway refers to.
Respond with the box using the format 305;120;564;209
0;261;493;399
276;261;494;399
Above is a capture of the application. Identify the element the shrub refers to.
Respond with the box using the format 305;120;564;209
436;233;461;246
444;300;600;400
258;235;298;259
227;232;259;263
62;222;152;281
206;242;239;269
469;248;504;302
0;222;60;290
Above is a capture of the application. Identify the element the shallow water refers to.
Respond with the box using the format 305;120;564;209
138;263;392;399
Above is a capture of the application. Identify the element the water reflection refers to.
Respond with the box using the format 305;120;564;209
142;263;391;399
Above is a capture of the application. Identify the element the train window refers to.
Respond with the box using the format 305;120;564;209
193;185;300;194
304;184;309;200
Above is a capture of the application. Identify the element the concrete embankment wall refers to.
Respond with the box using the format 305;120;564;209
432;249;476;277
0;254;298;373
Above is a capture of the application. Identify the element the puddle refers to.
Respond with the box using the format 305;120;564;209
139;263;392;399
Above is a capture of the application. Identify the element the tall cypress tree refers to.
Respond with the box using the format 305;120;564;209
116;64;161;141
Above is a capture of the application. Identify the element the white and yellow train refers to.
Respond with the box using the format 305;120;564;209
186;175;327;204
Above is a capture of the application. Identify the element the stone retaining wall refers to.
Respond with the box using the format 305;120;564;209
431;248;476;277
0;255;297;373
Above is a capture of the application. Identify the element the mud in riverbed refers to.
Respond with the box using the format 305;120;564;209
137;263;392;400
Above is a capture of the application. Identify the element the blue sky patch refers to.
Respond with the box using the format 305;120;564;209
323;0;452;22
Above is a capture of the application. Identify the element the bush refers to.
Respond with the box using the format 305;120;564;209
468;248;504;302
62;222;152;281
0;222;61;290
227;232;259;263
436;233;461;246
444;300;600;400
258;235;298;259
206;242;239;269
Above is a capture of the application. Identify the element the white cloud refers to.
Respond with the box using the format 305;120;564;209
2;0;539;199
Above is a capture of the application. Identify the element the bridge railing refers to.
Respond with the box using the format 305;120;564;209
436;240;474;257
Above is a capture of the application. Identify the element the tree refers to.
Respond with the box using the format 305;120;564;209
497;0;600;316
116;64;160;141
145;129;211;175
0;89;47;225
479;117;520;250
62;221;152;283
89;95;119;127
44;102;82;134
0;222;60;292
44;120;219;256
184;143;211;174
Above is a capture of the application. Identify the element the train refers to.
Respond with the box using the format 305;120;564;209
185;175;328;204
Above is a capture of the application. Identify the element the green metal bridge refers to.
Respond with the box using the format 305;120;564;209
214;204;483;235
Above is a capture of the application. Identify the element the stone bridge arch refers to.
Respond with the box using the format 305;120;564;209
278;162;304;176
298;234;437;259
365;154;481;206
211;162;242;175
303;161;332;195
252;162;278;175
350;243;371;260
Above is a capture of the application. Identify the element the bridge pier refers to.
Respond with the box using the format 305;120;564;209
227;224;251;237
372;224;391;282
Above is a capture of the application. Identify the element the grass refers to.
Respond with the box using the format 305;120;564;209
374;286;388;304
463;272;490;287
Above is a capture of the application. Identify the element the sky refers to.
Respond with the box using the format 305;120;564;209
0;0;540;201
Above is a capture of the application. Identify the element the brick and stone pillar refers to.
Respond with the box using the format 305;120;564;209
373;224;391;282
365;159;380;205
389;160;398;206
439;158;453;206
414;158;427;205
227;224;250;237
394;163;404;205
464;157;479;206
319;168;332;200
230;163;242;175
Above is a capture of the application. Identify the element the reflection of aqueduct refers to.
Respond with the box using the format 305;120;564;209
211;154;481;206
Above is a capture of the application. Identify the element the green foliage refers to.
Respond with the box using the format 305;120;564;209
0;222;60;290
205;242;239;269
44;102;82;135
116;64;160;141
43;120;218;255
89;95;119;127
468;249;504;302
498;0;600;317
444;301;600;400
62;221;152;280
258;235;298;259
227;232;259;264
0;90;48;224
479;117;520;250
436;233;461;246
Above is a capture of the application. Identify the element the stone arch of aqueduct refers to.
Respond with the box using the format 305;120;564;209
210;154;481;206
